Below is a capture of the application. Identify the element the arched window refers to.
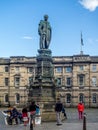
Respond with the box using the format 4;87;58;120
5;94;9;103
66;93;71;103
16;93;20;103
79;93;84;103
92;93;97;103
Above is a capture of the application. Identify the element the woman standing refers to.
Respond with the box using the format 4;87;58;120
77;101;84;119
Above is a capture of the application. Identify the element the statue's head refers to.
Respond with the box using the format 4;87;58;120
44;14;48;21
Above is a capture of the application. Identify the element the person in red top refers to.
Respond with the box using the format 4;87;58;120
22;107;29;126
77;101;84;119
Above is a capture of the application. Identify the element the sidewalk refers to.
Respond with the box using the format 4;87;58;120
1;122;98;130
6;122;98;130
0;108;98;130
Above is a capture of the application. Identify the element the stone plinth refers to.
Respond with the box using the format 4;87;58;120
42;111;56;122
29;49;56;121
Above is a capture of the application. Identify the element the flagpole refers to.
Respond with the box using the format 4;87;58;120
80;32;83;55
81;32;82;53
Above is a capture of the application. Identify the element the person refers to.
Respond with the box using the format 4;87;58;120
36;103;40;116
35;103;41;124
55;98;63;125
62;106;67;119
10;106;19;124
38;14;52;49
77;101;84;119
22;107;29;126
17;110;23;124
29;101;37;127
4;106;13;125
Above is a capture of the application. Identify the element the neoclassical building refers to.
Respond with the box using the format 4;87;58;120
0;54;98;107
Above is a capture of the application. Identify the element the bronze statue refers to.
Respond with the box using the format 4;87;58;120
38;15;52;49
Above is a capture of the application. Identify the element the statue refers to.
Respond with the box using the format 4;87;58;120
38;15;52;49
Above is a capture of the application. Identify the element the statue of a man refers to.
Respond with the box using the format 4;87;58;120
38;15;52;49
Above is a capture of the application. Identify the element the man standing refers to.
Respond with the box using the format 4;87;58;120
38;15;52;49
55;98;63;125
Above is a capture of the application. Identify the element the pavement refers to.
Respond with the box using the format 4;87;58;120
0;108;98;130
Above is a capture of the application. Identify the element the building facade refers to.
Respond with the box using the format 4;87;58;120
0;54;98;107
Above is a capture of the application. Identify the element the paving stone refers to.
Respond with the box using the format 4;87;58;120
0;108;98;130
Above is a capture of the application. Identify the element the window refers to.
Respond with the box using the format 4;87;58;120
5;66;9;72
92;94;97;103
15;77;20;87
57;78;62;86
92;65;97;71
28;77;33;86
78;74;84;86
79;93;84;103
79;65;83;71
92;77;97;86
28;67;33;73
66;93;71;103
55;67;62;73
65;67;72;73
66;77;71;86
16;93;20;103
5;94;9;103
15;67;19;72
5;78;9;86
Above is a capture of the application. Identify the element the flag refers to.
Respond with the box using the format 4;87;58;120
81;32;84;46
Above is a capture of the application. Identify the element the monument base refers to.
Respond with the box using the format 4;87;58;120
41;111;65;122
29;48;56;122
41;111;56;122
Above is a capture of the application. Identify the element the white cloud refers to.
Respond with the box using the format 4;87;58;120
79;0;98;11
22;36;33;40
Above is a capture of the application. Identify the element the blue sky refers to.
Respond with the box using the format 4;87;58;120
0;0;98;57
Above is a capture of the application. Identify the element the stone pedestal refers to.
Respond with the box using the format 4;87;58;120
29;49;56;121
36;49;53;81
